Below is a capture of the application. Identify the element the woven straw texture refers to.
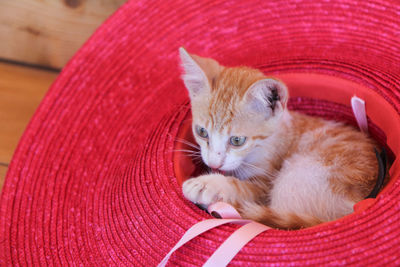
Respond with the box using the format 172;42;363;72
1;0;400;265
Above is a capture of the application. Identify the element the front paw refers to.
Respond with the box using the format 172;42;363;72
182;174;232;208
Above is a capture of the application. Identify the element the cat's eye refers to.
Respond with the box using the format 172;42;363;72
230;136;246;146
195;126;209;138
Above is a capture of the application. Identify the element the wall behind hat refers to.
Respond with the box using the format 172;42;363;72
0;0;126;192
0;0;126;70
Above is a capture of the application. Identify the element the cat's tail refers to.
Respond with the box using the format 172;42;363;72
238;201;323;230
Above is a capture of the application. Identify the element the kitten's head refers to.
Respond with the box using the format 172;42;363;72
179;48;288;175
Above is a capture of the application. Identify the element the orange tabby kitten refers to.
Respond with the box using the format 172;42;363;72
179;47;378;229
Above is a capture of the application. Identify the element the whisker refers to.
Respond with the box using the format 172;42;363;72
174;138;200;150
171;149;201;154
232;168;238;178
190;155;204;162
192;157;204;164
166;149;192;153
232;165;245;180
241;161;274;178
235;167;244;180
165;133;198;148
169;148;205;166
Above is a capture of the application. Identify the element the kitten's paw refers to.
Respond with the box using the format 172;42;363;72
182;174;233;208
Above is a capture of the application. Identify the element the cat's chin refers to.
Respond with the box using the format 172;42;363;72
206;162;240;173
204;161;252;180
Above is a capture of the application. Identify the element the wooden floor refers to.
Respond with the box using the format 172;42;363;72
0;62;58;193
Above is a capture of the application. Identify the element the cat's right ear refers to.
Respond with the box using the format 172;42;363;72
245;78;289;117
179;47;222;99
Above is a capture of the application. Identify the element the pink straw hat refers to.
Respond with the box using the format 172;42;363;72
1;0;400;265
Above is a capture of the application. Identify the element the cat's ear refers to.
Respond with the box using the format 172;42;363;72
179;47;222;99
245;78;289;116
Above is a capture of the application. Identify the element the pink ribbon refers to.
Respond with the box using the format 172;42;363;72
203;220;270;266
351;96;369;134
207;201;242;219
158;202;271;267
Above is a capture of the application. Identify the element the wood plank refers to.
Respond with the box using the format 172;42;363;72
0;62;58;164
0;0;126;69
0;165;7;196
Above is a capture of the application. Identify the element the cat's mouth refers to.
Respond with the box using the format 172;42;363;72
209;167;247;181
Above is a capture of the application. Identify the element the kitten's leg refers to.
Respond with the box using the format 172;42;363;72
182;173;264;209
182;174;321;229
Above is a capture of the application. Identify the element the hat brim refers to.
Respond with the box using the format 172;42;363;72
1;1;400;265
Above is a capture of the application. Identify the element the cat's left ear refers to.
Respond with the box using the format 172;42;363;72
245;78;289;116
179;47;222;99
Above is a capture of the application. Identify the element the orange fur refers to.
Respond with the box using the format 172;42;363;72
180;48;383;229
